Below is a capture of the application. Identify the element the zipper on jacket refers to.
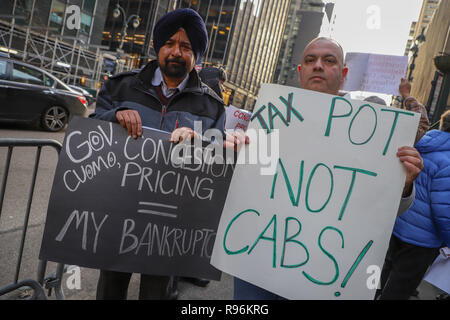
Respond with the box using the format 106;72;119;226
159;105;167;130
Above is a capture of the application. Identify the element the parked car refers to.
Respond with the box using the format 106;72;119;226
0;56;88;132
68;85;96;106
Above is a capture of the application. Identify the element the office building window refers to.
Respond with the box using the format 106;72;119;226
81;12;92;34
49;0;65;25
83;0;96;14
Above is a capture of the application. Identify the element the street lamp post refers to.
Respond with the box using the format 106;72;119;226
113;3;140;51
408;27;426;82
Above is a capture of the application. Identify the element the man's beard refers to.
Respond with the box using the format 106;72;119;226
160;58;188;78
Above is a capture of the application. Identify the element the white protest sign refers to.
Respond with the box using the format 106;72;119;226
225;105;252;132
211;84;420;300
423;249;450;294
343;53;409;96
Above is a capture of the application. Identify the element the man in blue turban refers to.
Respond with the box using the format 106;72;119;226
91;8;247;300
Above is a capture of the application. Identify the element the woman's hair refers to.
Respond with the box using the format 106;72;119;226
440;109;450;132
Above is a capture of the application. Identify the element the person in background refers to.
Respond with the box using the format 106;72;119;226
198;67;227;100
362;95;386;106
377;109;450;300
398;78;430;144
363;91;426;215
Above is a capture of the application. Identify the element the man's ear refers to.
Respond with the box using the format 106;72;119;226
342;66;349;79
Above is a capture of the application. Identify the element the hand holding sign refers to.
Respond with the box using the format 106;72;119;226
116;109;143;139
169;127;199;143
343;53;409;95
397;146;423;197
224;130;250;151
225;105;252;132
211;84;420;300
398;78;412;99
39;117;235;280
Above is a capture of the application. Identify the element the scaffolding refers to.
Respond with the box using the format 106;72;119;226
0;18;137;91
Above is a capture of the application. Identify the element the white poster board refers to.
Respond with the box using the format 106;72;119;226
211;84;420;300
423;248;450;294
343;53;409;96
225;105;253;132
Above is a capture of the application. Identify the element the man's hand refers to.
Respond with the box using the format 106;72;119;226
404;99;427;116
397;146;423;197
403;97;430;144
223;130;250;151
116;109;142;139
399;78;412;100
170;127;199;143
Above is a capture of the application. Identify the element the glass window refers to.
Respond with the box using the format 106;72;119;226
0;60;8;79
56;81;68;90
14;0;33;26
83;0;96;14
44;75;55;87
50;0;66;25
81;13;92;34
12;64;44;86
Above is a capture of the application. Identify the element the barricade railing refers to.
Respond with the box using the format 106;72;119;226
0;138;65;300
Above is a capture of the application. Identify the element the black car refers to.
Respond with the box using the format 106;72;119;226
68;85;96;106
0;56;88;132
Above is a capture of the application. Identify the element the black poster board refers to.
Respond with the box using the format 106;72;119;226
39;117;235;280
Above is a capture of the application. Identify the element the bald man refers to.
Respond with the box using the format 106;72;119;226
234;37;424;300
300;38;421;209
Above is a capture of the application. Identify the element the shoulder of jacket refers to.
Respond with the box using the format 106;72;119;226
199;83;225;106
108;69;140;80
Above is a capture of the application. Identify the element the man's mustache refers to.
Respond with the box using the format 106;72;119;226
165;58;186;66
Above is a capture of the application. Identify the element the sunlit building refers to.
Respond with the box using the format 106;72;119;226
273;0;328;87
101;0;174;67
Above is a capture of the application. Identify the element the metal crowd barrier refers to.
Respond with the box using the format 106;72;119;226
0;138;66;300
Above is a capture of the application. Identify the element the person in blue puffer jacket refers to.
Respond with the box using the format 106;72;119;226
378;109;450;300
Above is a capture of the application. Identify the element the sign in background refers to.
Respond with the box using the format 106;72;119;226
343;53;409;96
211;84;420;299
39;117;234;280
423;248;450;294
225;105;253;132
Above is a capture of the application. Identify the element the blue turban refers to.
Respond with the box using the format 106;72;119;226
153;8;208;64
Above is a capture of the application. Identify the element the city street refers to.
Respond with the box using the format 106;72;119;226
0;108;444;301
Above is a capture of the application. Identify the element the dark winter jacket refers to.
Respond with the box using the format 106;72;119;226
89;60;226;135
393;130;450;248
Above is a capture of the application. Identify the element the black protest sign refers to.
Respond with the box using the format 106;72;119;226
39;117;235;280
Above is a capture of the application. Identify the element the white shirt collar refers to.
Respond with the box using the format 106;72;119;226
151;67;190;98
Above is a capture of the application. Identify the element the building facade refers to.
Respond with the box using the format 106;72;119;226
0;0;179;88
404;21;417;56
101;0;174;66
412;0;440;40
1;0;292;107
404;0;439;58
0;0;109;46
177;0;291;111
273;0;326;87
226;0;290;110
409;0;449;124
174;0;238;67
0;0;110;88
